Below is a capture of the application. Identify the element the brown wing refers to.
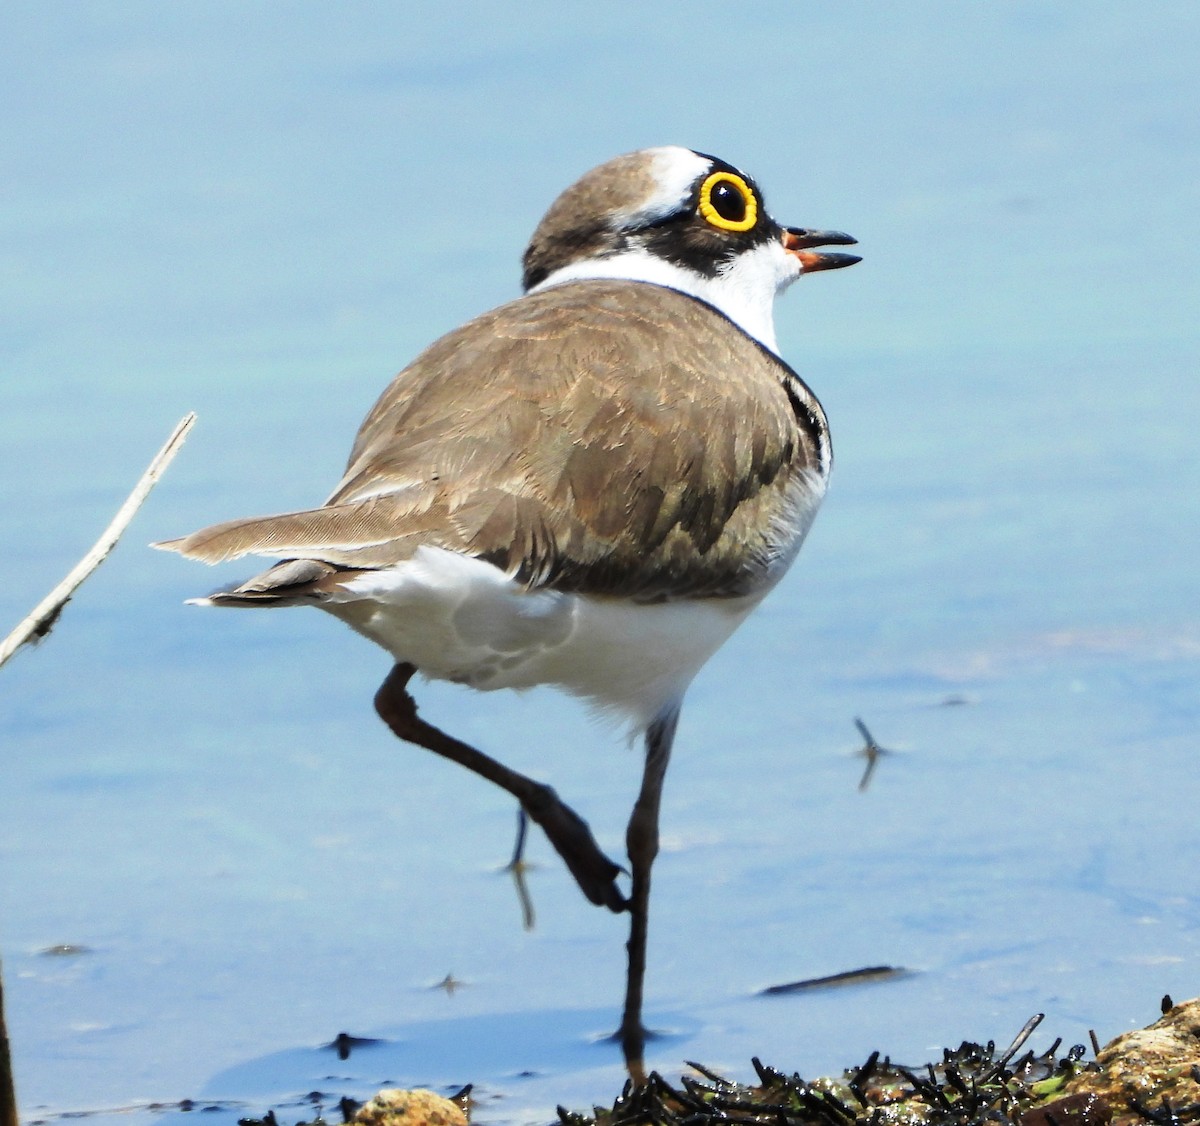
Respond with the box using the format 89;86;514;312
158;280;825;600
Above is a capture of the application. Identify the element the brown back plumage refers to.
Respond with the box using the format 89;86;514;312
157;280;826;602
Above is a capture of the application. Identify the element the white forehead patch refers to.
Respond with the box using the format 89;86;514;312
614;146;711;229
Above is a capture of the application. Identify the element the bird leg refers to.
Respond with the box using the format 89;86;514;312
507;808;530;870
373;663;627;913
617;704;680;1086
506;809;537;931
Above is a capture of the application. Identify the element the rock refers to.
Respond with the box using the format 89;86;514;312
1062;997;1200;1125
1018;1092;1111;1126
353;1088;468;1126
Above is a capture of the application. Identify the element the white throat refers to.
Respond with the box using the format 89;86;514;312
529;240;799;355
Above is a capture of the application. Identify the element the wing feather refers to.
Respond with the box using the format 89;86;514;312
158;280;825;600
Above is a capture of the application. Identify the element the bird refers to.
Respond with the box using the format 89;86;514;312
154;145;859;1083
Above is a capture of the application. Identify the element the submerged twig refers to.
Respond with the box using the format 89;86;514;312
760;964;910;995
854;717;893;791
1;960;15;1126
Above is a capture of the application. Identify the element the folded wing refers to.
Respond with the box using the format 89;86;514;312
156;281;822;601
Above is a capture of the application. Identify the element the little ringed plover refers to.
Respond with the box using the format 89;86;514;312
155;145;859;1082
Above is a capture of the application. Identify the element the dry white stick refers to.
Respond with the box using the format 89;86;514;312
0;412;197;671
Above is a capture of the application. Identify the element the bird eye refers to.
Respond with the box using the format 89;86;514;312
698;172;758;232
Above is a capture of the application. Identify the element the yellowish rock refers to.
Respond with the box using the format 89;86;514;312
1064;996;1200;1125
353;1088;468;1126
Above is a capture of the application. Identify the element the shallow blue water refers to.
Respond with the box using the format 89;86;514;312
2;4;1199;1124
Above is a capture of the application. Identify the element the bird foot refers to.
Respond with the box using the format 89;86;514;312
523;784;628;912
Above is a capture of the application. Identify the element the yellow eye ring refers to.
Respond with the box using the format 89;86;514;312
697;171;758;232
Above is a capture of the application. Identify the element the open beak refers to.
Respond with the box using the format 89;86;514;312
782;226;861;273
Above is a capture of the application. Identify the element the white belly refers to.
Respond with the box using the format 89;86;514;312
325;546;763;732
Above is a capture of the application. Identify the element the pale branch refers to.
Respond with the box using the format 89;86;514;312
0;412;197;671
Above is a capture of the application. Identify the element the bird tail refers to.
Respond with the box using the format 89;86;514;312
184;558;358;608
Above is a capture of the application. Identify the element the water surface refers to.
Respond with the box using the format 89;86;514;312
2;4;1199;1124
